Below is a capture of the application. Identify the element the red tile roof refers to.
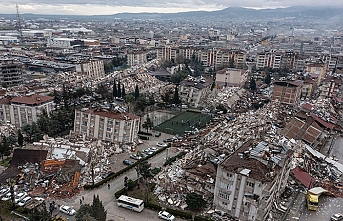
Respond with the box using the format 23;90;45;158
291;166;314;188
11;94;54;105
84;108;140;120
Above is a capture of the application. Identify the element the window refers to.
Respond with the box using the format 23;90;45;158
107;127;112;132
218;190;230;200
82;121;88;126
115;122;120;126
106;133;112;139
247;181;254;188
108;120;113;125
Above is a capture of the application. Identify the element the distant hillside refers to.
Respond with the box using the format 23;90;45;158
0;6;342;23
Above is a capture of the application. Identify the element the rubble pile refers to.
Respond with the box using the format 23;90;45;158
121;72;168;95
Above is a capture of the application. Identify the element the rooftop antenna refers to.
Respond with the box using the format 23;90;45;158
16;4;23;42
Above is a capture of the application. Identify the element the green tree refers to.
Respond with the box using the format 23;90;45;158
76;204;96;221
264;73;271;85
37;109;52;135
134;85;139;100
134;96;147;113
18;129;24;146
91;195;107;221
186;192;206;210
22;122;42;143
172;86;181;104
142;116;153;133
53;89;61;105
113;80;117;98
117;81;122;98
250;78;256;90
170;70;188;83
122;84;126;98
27;206;52;221
95;84;110;100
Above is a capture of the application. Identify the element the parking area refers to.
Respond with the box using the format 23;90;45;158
107;131;174;173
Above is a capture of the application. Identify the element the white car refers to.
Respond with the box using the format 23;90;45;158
15;192;27;203
158;211;175;221
148;147;158;152
2;192;16;201
18;196;32;206
59;205;76;216
156;142;167;147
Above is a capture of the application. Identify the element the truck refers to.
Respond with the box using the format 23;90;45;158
306;187;329;211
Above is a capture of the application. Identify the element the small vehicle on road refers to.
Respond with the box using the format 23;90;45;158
130;154;142;160
155;132;161;137
123;159;134;165
101;171;115;179
331;213;343;221
59;205;76;216
158;211;175;221
156;142;167;147
18;196;32;206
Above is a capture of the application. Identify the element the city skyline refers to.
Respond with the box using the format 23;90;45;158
0;0;342;15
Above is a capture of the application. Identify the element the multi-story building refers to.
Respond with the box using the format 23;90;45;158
256;51;281;70
213;140;292;221
0;94;54;128
305;61;327;86
127;50;147;67
156;46;178;62
75;60;105;80
179;76;212;108
47;38;100;48
271;80;303;106
73;108;140;144
0;58;25;86
318;77;343;98
216;68;248;87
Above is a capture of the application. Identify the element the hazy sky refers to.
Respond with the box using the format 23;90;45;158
0;0;343;15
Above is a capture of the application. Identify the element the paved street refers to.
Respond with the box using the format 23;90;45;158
285;137;343;221
51;131;182;221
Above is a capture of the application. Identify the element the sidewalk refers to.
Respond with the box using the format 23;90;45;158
284;191;306;221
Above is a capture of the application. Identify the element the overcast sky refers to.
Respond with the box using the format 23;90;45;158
1;0;343;15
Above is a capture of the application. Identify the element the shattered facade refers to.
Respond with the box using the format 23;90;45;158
213;140;292;221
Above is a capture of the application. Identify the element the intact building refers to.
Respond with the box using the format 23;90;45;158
216;68;248;87
271;80;303;106
0;94;54;127
127;50;147;67
213;140;292;221
73;108;140;144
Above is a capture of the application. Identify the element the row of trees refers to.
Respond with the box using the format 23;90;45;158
27;195;106;221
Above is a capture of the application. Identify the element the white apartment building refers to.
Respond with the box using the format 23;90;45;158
47;38;76;48
127;51;147;67
73;108;140;144
256;51;281;70
0;94;54;128
75;60;105;80
216;68;248;87
213;141;292;221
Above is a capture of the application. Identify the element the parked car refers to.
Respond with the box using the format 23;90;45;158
140;152;148;158
130;154;142;160
59;205;76;216
148;147;158;152
143;149;154;155
155;132;161;137
18;196;32;206
2;192;16;201
14;192;27;203
331;213;343;221
123;159;134;166
101;171;115;179
156;142;167;147
163;138;174;142
0;188;9;197
158;211;175;221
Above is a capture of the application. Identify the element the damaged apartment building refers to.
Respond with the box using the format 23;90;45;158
213;140;292;221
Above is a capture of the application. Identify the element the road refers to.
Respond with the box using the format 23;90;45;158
288;137;343;221
52;132;182;221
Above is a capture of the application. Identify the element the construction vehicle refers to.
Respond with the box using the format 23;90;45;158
306;187;329;211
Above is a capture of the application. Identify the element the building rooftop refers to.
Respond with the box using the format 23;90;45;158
83;108;140;120
10;94;54;105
